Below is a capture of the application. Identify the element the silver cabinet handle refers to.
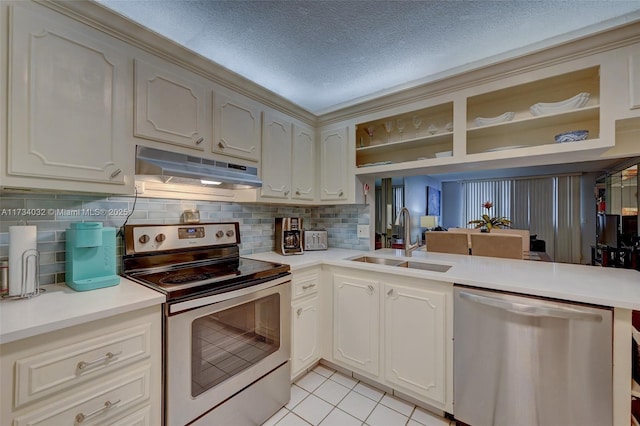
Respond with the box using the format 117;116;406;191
284;189;290;196
218;141;225;148
387;289;394;296
302;283;316;290
458;291;603;322
77;351;122;370
110;169;122;178
296;308;303;316
195;137;204;145
296;190;301;196
339;190;344;197
75;399;120;423
367;285;374;295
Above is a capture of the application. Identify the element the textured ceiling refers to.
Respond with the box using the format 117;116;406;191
97;0;640;115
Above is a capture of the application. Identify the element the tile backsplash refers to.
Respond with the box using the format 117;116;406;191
0;193;370;285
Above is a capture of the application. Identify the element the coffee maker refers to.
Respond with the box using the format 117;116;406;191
275;217;304;255
65;222;120;291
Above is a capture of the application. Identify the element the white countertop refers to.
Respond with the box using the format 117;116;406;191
0;277;165;344
3;248;639;345
247;248;640;310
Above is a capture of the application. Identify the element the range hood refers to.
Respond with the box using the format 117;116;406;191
135;146;262;189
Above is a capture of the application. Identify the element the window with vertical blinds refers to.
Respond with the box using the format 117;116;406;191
462;175;582;263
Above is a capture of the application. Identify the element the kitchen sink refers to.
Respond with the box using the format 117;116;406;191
396;261;451;272
350;256;451;272
350;256;404;266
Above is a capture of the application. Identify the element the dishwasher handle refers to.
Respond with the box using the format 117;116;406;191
458;291;603;322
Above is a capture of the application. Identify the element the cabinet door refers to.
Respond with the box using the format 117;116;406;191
333;273;379;376
261;112;292;199
384;283;446;404
320;127;349;201
134;59;210;151
8;4;130;190
292;125;316;201
214;93;261;162
291;296;320;378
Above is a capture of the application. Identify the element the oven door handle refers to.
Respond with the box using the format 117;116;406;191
169;274;291;314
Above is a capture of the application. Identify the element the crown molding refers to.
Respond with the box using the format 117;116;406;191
38;0;317;126
317;20;640;126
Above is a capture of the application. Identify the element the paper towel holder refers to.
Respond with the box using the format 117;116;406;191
3;248;42;299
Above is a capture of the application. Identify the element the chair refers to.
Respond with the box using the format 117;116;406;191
447;227;480;249
425;232;470;255
490;228;530;256
470;233;524;259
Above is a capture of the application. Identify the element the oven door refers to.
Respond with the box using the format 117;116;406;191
165;276;291;426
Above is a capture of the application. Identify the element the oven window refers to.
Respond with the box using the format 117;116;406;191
191;294;280;397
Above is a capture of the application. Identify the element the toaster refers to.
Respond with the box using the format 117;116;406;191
303;230;328;251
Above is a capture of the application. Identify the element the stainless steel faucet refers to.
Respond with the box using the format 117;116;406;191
394;207;420;257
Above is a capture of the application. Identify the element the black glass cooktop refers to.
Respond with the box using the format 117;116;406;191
125;257;290;302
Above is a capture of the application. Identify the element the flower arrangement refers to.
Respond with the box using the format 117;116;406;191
468;201;511;231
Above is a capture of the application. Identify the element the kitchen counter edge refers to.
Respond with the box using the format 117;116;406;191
0;277;165;345
246;248;640;310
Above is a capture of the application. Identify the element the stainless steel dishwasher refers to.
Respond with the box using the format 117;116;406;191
453;286;613;426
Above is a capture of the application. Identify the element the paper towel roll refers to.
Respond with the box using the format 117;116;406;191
9;226;38;297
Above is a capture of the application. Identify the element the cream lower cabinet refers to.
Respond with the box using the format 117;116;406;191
291;268;322;378
5;2;133;193
384;282;449;407
332;273;380;376
0;305;162;426
328;268;453;412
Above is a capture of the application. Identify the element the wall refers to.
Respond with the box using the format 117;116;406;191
0;193;370;285
403;175;441;242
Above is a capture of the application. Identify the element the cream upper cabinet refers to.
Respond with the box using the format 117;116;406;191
291;124;316;201
5;2;132;193
261;111;293;199
332;273;379;376
384;282;449;407
261;117;316;202
214;92;262;162
134;58;211;151
320;126;349;201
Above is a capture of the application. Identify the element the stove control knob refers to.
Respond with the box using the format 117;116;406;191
226;230;235;237
155;234;166;243
216;230;224;238
139;234;150;244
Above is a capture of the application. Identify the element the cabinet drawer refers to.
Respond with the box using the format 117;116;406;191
108;404;151;426
15;323;152;407
292;272;319;300
13;366;150;426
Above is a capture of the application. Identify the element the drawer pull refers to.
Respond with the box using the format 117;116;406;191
77;351;122;371
296;308;303;316
302;283;316;290
110;169;122;178
195;137;204;145
367;285;374;295
387;289;394;296
75;399;120;423
218;141;225;149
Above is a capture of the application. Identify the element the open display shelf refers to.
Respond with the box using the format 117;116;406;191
467;66;600;155
356;102;453;167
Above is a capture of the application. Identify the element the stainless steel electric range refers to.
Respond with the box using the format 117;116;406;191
122;222;291;426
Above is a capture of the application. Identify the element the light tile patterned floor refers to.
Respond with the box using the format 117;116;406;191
262;365;453;426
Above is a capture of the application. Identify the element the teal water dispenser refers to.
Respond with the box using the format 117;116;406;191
65;222;119;291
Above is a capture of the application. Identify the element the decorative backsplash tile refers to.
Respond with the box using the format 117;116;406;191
0;193;370;285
